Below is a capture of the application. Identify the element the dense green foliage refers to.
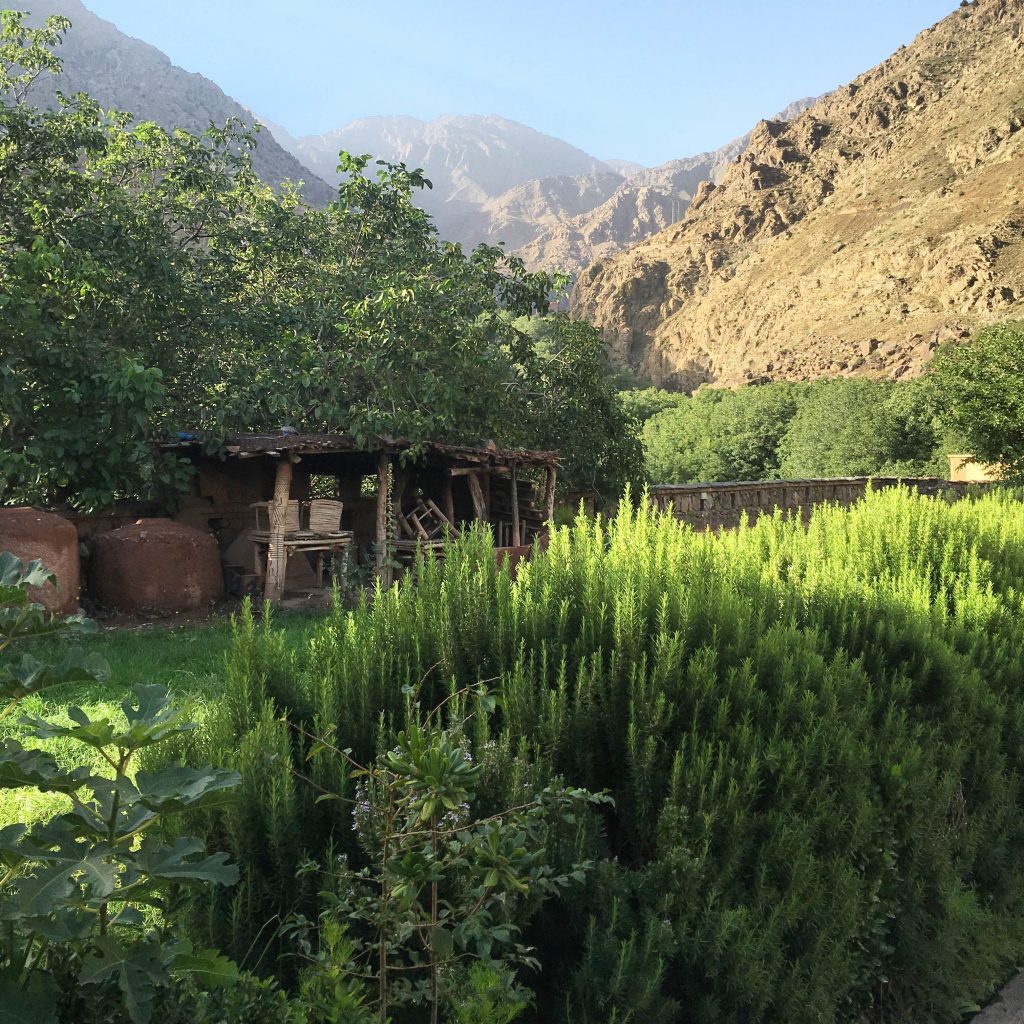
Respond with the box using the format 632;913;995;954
0;552;248;1024
175;488;1024;1023
636;376;951;483
0;12;639;509
932;319;1024;479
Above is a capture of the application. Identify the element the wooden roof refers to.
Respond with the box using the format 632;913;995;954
162;432;559;468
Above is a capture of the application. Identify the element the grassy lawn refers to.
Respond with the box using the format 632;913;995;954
1;609;323;827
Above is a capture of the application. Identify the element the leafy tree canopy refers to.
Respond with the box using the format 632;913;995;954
931;319;1024;478
0;11;639;509
636;375;952;485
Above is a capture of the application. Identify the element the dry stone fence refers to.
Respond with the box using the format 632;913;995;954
650;477;978;531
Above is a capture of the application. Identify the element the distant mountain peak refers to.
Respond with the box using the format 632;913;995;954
26;0;334;205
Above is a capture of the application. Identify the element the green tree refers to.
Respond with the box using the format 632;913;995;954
1;12;621;510
777;376;945;478
931;319;1024;478
643;382;804;483
512;315;644;497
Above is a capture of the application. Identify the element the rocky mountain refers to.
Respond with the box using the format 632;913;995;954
290;114;614;247
572;0;1024;390
518;97;820;277
26;0;334;205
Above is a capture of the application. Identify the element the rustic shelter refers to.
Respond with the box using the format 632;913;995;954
161;432;559;601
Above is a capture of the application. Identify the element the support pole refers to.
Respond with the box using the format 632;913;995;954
375;452;392;586
543;466;557;524
265;459;293;603
467;473;486;521
442;476;455;530
511;465;521;547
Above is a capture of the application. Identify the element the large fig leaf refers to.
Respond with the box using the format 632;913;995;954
30;685;192;752
0;652;108;696
165;940;241;989
130;836;239;886
0;740;92;793
80;936;167;1024
134;764;240;813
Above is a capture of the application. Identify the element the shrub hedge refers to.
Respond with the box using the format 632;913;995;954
180;486;1024;1022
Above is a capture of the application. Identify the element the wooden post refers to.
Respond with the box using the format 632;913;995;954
375;452;391;585
265;459;293;603
510;465;521;547
442;476;455;529
543;466;557;524
467;473;487;521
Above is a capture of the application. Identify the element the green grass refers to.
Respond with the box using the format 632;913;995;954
0;609;323;827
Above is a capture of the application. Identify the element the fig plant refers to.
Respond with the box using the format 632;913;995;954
0;552;241;1024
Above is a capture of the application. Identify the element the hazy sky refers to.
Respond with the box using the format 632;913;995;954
76;0;959;166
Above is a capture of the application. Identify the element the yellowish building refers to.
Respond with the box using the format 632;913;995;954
948;454;1001;483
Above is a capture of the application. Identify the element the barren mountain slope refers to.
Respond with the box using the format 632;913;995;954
29;0;334;205
572;0;1024;390
520;98;819;276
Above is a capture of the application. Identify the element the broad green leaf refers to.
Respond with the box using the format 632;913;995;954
0;740;91;793
130;836;238;886
80;936;167;1024
0;972;57;1024
135;764;239;813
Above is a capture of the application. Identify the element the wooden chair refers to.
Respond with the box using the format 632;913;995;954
397;499;460;542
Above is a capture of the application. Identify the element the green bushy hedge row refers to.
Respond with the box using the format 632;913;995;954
182;487;1024;1022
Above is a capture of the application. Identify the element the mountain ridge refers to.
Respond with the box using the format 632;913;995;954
26;0;335;205
571;0;1024;390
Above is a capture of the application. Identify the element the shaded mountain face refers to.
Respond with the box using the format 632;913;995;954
572;0;1024;391
26;0;334;205
517;97;820;276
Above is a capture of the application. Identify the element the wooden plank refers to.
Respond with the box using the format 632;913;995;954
264;460;293;603
375;452;391;585
510;466;521;546
467;473;486;521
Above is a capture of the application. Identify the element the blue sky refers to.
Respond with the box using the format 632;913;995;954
77;0;959;166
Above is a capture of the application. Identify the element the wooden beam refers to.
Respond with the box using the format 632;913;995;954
375;453;391;585
264;460;293;603
510;466;521;546
449;465;511;476
467;473;486;521
543;466;557;524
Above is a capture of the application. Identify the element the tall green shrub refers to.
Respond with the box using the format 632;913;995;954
184;491;1024;1023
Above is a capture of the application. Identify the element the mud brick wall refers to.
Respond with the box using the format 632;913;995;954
649;478;978;531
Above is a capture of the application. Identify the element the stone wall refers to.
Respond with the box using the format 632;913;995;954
649;478;979;531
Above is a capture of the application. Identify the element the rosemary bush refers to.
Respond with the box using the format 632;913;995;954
184;487;1024;1023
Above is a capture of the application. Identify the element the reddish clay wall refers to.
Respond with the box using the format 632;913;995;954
89;520;223;615
0;507;80;613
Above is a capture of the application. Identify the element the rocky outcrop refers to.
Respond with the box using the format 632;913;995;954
572;0;1024;389
28;0;334;206
519;98;820;276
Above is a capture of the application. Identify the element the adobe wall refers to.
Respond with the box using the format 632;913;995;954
649;477;979;531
